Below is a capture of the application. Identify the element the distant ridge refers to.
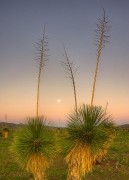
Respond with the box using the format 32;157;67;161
1;122;129;130
0;122;63;129
0;122;23;129
118;124;129;130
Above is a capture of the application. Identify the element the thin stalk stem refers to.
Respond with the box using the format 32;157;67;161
36;36;44;119
63;46;78;114
35;25;48;120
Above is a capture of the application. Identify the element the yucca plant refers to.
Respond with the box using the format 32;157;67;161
65;105;115;180
2;126;10;139
11;117;56;180
63;10;115;179
11;27;56;180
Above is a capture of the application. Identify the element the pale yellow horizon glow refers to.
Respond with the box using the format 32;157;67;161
0;96;129;125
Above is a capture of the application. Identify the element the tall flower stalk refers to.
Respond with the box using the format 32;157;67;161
62;46;78;114
35;26;48;118
91;9;110;110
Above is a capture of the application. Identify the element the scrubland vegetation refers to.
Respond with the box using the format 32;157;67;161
0;127;129;179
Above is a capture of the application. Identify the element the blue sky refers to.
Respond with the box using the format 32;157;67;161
0;0;129;125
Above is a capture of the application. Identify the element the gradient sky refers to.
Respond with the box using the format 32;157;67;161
0;0;129;126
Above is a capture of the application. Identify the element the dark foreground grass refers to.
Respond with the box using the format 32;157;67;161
0;128;129;179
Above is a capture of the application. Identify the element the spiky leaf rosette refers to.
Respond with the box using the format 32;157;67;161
65;105;115;179
11;117;56;178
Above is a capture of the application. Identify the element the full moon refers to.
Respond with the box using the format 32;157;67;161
57;99;61;103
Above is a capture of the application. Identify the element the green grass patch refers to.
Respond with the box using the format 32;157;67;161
0;128;129;179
